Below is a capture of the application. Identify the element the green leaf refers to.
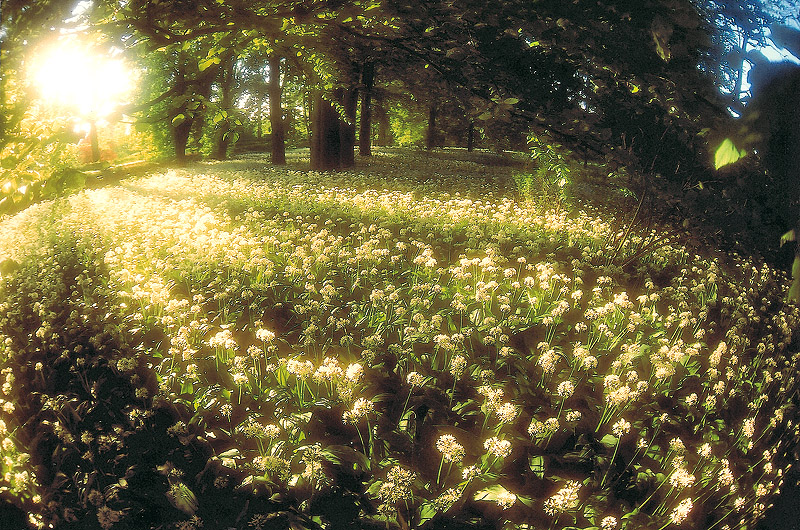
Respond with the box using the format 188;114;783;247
180;380;194;394
218;448;241;459
213;110;228;124
418;502;438;524
199;56;221;71
529;455;545;478
504;97;520;105
790;256;800;302
781;230;796;247
474;484;511;503
714;138;746;169
600;434;618;448
172;114;186;127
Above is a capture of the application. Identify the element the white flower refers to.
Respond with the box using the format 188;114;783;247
484;437;512;458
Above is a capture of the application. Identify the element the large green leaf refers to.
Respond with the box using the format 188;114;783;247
714;138;747;169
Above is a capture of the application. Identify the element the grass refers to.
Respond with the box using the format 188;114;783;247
0;148;798;530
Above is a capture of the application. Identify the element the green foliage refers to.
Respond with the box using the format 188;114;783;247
513;134;576;207
389;101;426;147
713;138;746;170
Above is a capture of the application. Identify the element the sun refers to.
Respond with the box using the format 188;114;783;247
31;38;134;120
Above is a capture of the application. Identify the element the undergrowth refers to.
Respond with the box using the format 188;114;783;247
0;150;798;530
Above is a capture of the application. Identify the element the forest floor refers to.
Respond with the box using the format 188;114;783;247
0;148;798;530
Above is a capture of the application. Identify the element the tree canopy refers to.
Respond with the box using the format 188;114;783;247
0;0;796;201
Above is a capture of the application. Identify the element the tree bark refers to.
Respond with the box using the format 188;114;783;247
268;52;286;165
310;90;341;171
212;52;236;160
310;88;357;171
731;39;748;114
359;62;374;156
467;118;475;152
426;101;438;150
171;53;190;162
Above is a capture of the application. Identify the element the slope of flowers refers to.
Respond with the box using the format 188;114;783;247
0;149;798;530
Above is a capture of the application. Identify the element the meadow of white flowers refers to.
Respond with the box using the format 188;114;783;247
0;150;798;530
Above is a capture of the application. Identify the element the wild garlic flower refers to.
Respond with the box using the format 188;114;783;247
557;380;575;398
286;358;314;380
345;362;363;383
612;418;631;437
343;397;374;424
96;506;123;530
433;487;462;510
718;459;735;487
462;465;480;481
601;516;618;530
209;328;237;351
255;328;275;342
450;355;467;378
543;480;581;515
669;467;696;489
406;371;425;386
263;424;281;439
484;437;512;458
436;434;465;463
495;489;517;509
670;498;693;525
494;402;519;424
669;437;686;454
379;465;416;504
538;349;558;374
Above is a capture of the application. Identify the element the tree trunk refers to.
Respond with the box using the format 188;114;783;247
173;120;192;163
171;54;190;162
359;62;374;156
340;87;357;168
467;119;475;152
310;88;357;171
731;39;748;114
268;52;286;165
310;90;341;171
212;52;236;160
426;101;438;150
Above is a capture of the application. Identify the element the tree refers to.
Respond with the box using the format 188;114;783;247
696;0;774;113
268;51;287;164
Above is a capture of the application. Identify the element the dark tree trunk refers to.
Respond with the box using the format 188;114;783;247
171;55;190;162
268;52;286;165
359;62;374;156
426;101;438;150
375;93;390;146
212;52;236;160
467;119;475;152
310;90;342;171
310;88;357;171
173;120;192;163
340;87;357;168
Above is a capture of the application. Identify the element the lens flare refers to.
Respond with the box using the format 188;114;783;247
31;38;133;119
